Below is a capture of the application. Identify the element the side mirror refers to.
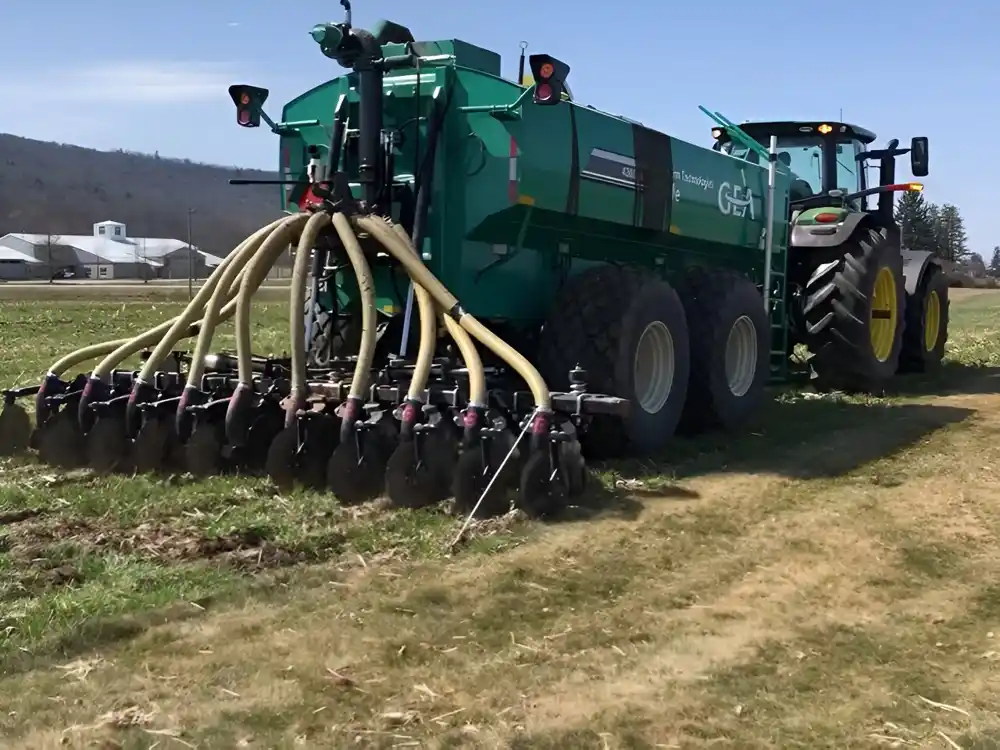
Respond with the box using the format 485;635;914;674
910;136;929;176
228;84;270;128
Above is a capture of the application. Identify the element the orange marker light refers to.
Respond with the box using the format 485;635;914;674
907;182;924;191
539;63;554;79
817;124;833;134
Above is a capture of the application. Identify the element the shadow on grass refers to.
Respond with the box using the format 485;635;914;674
602;396;974;486
889;362;1000;397
557;481;697;524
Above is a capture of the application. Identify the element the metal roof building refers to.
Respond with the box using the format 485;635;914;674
0;220;225;280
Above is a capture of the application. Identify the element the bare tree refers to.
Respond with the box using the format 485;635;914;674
44;234;61;282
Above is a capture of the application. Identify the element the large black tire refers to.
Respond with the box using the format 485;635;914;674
304;282;360;367
898;263;949;373
675;268;770;434
802;226;906;392
537;266;690;458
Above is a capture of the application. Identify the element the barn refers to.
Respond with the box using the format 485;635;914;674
0;220;224;281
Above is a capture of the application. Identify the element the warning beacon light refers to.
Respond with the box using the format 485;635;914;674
228;84;270;128
528;54;570;106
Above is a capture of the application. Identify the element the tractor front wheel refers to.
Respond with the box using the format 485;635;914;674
538;266;690;458
803;226;906;392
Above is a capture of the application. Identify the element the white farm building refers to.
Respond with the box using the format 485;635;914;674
0;220;225;281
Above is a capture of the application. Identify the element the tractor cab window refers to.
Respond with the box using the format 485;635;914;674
722;134;865;202
772;137;823;198
834;140;863;196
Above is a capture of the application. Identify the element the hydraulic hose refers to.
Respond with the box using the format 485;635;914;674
225;213;309;443
387;223;483;406
35;335;138;427
137;220;280;384
388;224;437;405
387;221;486;444
354;214;551;414
176;217;289;432
439;313;486;407
330;211;378;440
288;211;334;418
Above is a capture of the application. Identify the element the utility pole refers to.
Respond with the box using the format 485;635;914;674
187;208;196;300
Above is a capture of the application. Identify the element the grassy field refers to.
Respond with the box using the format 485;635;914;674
1;287;1000;748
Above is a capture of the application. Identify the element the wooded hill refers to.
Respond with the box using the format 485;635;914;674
0;133;282;256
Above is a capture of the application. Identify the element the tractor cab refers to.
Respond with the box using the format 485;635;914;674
712;120;928;223
713;121;876;206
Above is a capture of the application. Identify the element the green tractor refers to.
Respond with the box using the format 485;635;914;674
710;118;945;390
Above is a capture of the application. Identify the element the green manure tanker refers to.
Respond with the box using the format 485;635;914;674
224;9;944;464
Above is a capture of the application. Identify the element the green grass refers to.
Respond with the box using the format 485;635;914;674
1;287;999;747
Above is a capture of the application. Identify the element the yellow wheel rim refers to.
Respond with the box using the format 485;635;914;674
869;266;898;362
924;290;941;351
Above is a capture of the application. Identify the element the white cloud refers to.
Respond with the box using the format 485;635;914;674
0;61;242;104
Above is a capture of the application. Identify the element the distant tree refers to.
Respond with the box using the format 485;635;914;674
895;191;938;254
990;246;1000;277
44;234;61;282
933;204;970;263
966;252;987;278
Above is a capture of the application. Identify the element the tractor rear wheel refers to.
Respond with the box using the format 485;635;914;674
803;226;905;392
304;282;360;367
538;266;690;458
676;268;770;433
898;263;949;373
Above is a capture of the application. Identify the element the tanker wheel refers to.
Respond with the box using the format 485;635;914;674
898;263;950;373
675;268;770;434
305;283;361;368
0;402;31;457
538;266;690;459
803;226;906;393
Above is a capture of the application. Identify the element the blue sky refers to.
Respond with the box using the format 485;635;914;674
1;0;996;253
